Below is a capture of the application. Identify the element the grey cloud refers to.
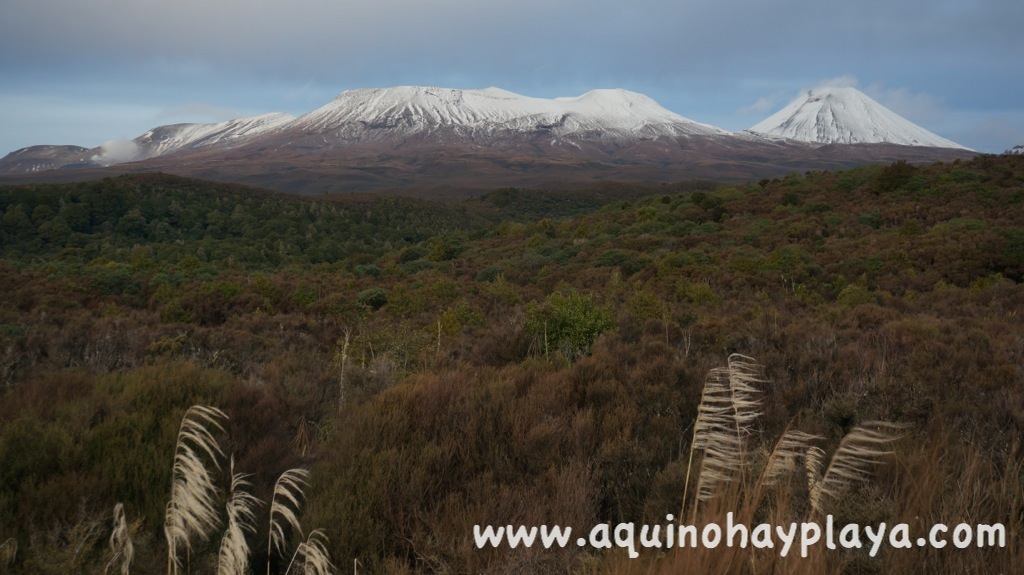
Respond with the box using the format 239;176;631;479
4;0;1018;80
1;0;1021;153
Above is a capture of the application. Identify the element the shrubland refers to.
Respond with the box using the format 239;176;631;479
0;156;1022;573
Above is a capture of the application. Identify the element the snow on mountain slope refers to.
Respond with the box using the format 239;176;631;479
2;84;978;182
288;86;729;140
748;87;968;150
135;112;295;158
1005;145;1024;155
0;145;95;173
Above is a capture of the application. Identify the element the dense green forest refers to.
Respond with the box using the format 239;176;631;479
1;156;1022;574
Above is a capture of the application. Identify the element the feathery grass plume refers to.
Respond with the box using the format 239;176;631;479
722;354;764;431
219;458;263;575
1;538;16;568
808;420;906;516
267;468;311;575
806;444;827;505
681;354;764;520
105;503;134;575
166;405;228;575
284;530;334;575
759;428;823;488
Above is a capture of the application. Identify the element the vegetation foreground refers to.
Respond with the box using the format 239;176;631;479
1;155;1023;573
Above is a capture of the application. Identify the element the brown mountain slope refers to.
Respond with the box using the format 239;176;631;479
0;133;974;196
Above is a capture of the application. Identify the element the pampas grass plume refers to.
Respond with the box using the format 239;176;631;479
166;405;228;575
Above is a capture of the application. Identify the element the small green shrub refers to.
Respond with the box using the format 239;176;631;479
356;288;388;311
526;290;613;360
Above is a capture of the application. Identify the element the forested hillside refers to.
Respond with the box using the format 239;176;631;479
1;156;1022;574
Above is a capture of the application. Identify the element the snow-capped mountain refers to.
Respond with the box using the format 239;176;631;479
135;112;295;158
286;86;729;142
0;145;94;173
0;113;296;173
0;84;976;192
1005;145;1024;155
748;87;969;150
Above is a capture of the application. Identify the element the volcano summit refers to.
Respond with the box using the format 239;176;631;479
0;85;974;194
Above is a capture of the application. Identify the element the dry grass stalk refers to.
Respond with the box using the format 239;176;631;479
219;458;263;575
105;503;135;575
335;330;351;412
682;354;764;520
166;405;228;575
284;530;334;575
760;428;823;488
1;537;17;568
267;468;311;575
808;420;906;516
805;445;827;508
681;357;906;526
293;418;317;459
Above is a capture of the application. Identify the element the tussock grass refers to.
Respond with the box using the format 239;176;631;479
759;428;823;489
1;537;17;568
807;421;906;517
881;429;1023;573
284;530;334;575
218;459;262;575
165;405;228;575
156;408;330;575
683;356;904;521
104;503;134;575
682;354;765;520
267;468;311;575
155;407;328;575
592;357;913;574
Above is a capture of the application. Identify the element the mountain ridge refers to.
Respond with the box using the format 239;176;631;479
284;86;729;141
134;112;295;158
0;85;977;194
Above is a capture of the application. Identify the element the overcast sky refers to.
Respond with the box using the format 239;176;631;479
1;0;1021;155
